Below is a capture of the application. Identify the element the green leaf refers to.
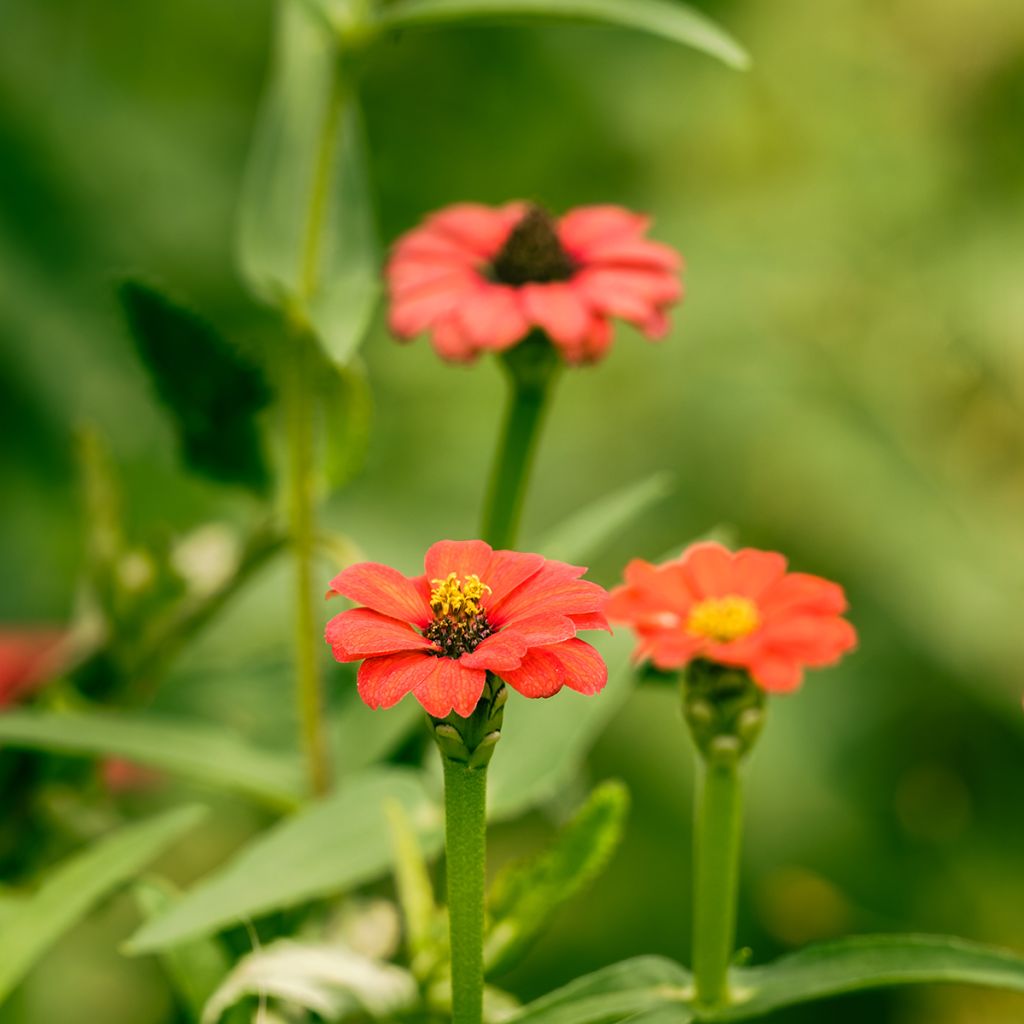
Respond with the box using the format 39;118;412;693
118;281;273;494
135;878;232;1021
385;800;437;972
312;351;374;492
372;0;749;70
716;934;1024;1020
508;957;693;1024
538;472;675;566
0;710;304;810
201;940;418;1023
238;0;380;365
126;768;442;953
0;805;206;1006
488;629;635;820
486;780;629;975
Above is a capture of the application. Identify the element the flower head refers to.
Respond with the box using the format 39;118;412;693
0;628;67;708
387;202;683;364
325;540;610;718
607;542;856;692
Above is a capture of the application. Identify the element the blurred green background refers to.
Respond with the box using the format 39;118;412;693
2;0;1023;1021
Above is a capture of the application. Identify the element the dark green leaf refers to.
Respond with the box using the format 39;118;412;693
0;806;207;1005
486;780;630;975
538;472;675;566
118;281;272;493
0;710;304;810
508;957;693;1024
715;934;1024;1020
373;0;749;70
135;879;232;1021
125;768;442;953
238;0;380;365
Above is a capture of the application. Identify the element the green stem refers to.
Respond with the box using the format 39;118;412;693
692;754;744;1008
481;334;560;549
285;334;331;797
443;757;488;1024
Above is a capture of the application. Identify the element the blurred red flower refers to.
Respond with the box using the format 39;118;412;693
325;540;609;717
0;628;66;708
607;542;857;692
387;202;682;364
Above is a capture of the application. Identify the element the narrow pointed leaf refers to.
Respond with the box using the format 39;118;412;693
119;281;273;493
239;0;380;365
126;768;442;953
0;710;304;810
538;472;675;566
0;805;206;1005
135;879;232;1021
373;0;749;69
385;801;437;966
716;934;1024;1020
508;957;693;1024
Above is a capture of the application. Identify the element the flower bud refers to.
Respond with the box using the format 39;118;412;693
430;674;507;768
682;659;766;763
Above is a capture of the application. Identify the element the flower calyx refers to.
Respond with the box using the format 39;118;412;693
683;659;766;764
431;673;507;769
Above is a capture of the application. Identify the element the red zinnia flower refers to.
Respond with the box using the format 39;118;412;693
0;628;67;708
606;542;857;693
325;540;610;718
387;202;683;364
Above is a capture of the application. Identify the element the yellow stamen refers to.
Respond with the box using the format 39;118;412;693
429;572;492;618
687;595;760;643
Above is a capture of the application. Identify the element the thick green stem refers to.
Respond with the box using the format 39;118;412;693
285;336;331;797
481;335;560;549
443;757;488;1024
692;755;744;1008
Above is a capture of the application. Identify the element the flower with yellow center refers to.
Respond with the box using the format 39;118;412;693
426;573;494;658
686;595;760;644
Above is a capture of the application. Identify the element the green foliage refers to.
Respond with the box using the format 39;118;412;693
716;935;1024;1021
125;769;442;953
485;780;630;976
238;0;380;366
372;0;749;69
385;800;439;975
311;348;374;492
507;957;693;1024
0;806;207;1006
0;710;304;810
538;472;675;565
118;281;273;494
134;879;232;1022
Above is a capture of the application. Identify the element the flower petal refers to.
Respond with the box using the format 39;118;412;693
388;279;475;337
558;205;650;255
480;549;545;606
457;284;530;350
431;315;480;362
501;647;566;698
424;540;494;584
569;610;611;633
584;236;683;271
325;608;436;660
499;613;578;647
679;542;735;597
414;657;487;718
357;652;433;710
460;630;528;672
489;561;607;625
748;656;805;693
327;562;432;626
426;202;521;258
520;282;591;346
760;573;848;617
546;638;608;695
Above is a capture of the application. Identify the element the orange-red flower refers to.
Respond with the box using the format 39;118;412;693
387;202;683;364
606;542;856;693
0;628;66;708
325;540;609;718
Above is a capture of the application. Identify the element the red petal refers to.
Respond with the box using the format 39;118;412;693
426;203;520;258
457;284;530;350
520;282;591;345
391;227;481;265
558;205;650;255
569;610;611;633
760;573;848;617
460;631;528;672
748;656;804;693
501;648;566;698
583;236;682;271
731;548;788;600
424;540;494;584
679;542;735;597
760;615;858;665
498;613;578;647
388;279;475;337
489;562;607;625
414;657;487;718
357;652;433;710
327;562;432;627
325;608;436;661
481;549;545;605
431;316;480;362
546;638;608;695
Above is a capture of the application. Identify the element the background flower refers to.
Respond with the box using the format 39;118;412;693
607;542;857;692
0;628;67;708
325;539;609;717
387;202;682;364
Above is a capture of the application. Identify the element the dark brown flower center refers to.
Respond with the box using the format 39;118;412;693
424;572;495;658
491;205;576;285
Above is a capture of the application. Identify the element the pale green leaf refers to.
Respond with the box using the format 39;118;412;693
488;629;635;820
239;0;380;364
331;692;422;776
0;806;207;1006
373;0;749;70
538;472;675;566
201;940;418;1023
135;878;232;1021
126;768;442;953
486;780;629;975
312;353;374;493
508;957;693;1024
0;710;304;810
716;934;1024;1020
385;800;437;969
